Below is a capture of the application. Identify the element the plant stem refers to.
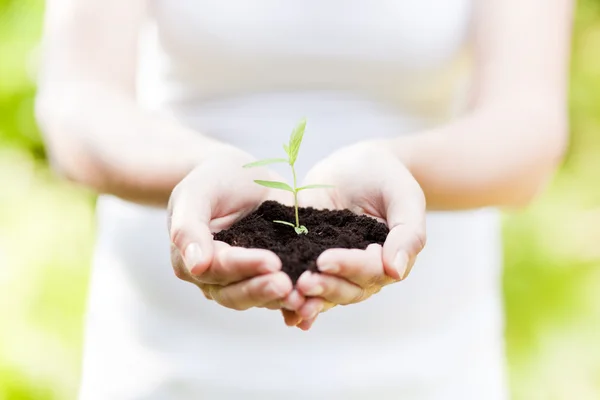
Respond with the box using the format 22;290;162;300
291;164;300;228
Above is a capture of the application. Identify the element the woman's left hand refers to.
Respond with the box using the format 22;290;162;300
281;141;427;330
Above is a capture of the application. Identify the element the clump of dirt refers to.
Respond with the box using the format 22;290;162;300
214;201;389;283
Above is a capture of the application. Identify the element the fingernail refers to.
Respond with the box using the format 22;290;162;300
394;251;408;279
279;300;290;310
281;290;303;311
266;282;287;298
318;264;339;273
184;243;203;272
305;285;324;297
280;299;295;310
402;263;414;280
308;305;323;320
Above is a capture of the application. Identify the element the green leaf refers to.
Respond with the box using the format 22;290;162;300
253;180;294;192
283;143;290;156
296;184;335;192
295;225;309;235
288;118;306;165
242;158;288;168
274;220;296;228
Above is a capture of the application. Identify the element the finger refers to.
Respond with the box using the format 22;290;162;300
296;301;335;330
170;242;191;282
263;300;282;310
209;272;292;311
381;177;426;280
316;244;393;287
280;289;306;311
168;184;215;276
296;297;326;321
281;309;303;327
382;225;425;281
297;271;367;306
265;289;306;311
402;258;417;281
297;317;317;331
197;241;281;285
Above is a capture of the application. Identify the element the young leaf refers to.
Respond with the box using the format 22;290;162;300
283;143;290;156
296;184;335;192
243;158;288;168
288;118;306;165
253;180;294;192
295;225;309;235
274;220;296;228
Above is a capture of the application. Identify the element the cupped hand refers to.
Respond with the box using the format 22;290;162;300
168;145;304;312
282;141;427;330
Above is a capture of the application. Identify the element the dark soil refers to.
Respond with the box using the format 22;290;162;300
214;201;389;283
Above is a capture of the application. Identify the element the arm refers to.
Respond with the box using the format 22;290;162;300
36;0;228;207
37;0;300;312
291;0;573;329
390;0;573;210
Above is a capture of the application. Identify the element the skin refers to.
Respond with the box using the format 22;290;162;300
167;151;304;311
283;143;426;329
37;0;572;330
285;0;574;329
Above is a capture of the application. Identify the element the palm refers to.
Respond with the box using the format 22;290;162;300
298;181;387;223
169;149;300;313
280;143;427;330
298;146;416;223
184;155;291;233
208;181;290;233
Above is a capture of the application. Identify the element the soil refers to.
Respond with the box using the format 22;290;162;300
214;201;389;283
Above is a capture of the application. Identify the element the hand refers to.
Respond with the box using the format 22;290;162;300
168;145;304;311
282;141;426;330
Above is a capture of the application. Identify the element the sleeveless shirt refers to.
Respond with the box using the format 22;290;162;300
79;1;508;399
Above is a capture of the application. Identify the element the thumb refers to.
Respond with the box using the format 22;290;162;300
381;175;427;280
167;183;215;276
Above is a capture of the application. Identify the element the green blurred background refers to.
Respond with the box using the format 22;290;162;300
1;1;599;399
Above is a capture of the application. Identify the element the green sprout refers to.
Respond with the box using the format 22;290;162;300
243;119;333;235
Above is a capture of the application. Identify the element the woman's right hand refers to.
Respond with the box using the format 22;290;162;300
167;145;304;312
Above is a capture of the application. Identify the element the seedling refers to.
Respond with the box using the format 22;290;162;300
243;119;333;235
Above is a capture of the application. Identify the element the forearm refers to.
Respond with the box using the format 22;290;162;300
36;82;231;207
389;102;567;210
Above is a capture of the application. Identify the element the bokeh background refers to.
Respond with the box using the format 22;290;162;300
1;0;599;399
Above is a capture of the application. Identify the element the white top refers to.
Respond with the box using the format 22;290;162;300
79;1;509;399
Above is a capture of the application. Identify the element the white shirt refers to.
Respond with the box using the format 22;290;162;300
79;1;508;399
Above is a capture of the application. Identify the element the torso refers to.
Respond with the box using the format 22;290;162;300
79;2;509;399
